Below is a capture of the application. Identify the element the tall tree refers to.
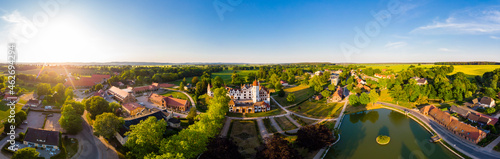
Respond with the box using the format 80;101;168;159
287;93;296;103
125;116;167;159
84;96;111;119
256;134;302;159
296;124;334;151
368;90;379;105
59;104;83;134
187;107;197;124
359;92;370;105
94;113;123;138
200;137;242;159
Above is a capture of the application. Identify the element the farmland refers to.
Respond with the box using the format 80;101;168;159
358;64;500;76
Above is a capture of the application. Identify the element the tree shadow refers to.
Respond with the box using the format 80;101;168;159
388;110;406;126
378;126;389;136
325;113;367;159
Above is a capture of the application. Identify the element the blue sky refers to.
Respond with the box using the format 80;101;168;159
0;0;499;63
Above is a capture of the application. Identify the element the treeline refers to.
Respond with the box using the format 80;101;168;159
435;62;498;65
109;66;224;85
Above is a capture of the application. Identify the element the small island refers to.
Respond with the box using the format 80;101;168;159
376;135;390;145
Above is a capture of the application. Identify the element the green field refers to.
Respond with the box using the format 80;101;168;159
160;91;188;100
289;99;344;118
0;101;23;133
358;64;434;72
274;116;298;131
273;85;314;106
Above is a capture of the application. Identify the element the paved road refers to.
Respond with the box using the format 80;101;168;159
378;102;500;159
270;117;284;133
285;115;302;128
485;135;500;151
220;118;232;137
334;95;349;129
256;118;270;140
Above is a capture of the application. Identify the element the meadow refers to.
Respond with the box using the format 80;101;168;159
273;85;314;106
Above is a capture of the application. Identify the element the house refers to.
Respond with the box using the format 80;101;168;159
280;80;289;86
132;83;159;94
184;83;193;90
117;82;125;87
108;86;136;103
23;128;60;150
411;77;428;85
478;97;495;108
148;93;190;112
356;78;366;85
330;74;340;86
208;80;271;114
122;103;146;116
315;71;324;76
420;105;487;143
2;94;17;102
314;94;323;100
449;105;470;118
330;87;343;102
168;118;181;128
24;99;41;108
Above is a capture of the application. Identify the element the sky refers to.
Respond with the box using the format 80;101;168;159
0;0;499;63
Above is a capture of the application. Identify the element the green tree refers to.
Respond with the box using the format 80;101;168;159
64;87;74;100
349;95;359;106
368;91;379;105
195;82;204;95
94;84;104;91
287;93;296;103
359;93;370;105
486;107;496;114
36;83;51;97
63;100;85;115
328;84;336;91
94;113;124;138
84;96;110;119
182;77;187;85
59;104;83;134
212;76;224;88
321;90;331;99
275;82;283;91
256;134;302;159
192;76;199;85
200;137;242;159
179;82;185;91
187;107;197;124
125;116;167;159
12;147;39;159
296;124;334;151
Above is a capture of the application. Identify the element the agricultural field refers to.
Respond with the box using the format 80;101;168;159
274;116;298;131
358;64;434;72
273;85;314;106
358;64;500;76
159;91;188;100
448;65;500;76
229;120;261;159
289;99;344;118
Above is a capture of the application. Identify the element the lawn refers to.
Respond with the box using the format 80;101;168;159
63;137;79;158
230;120;262;159
262;118;277;133
273;85;314;106
274;116;297;131
0;101;23;132
288;99;344;118
159;91;188;100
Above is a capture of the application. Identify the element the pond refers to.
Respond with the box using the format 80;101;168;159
324;109;459;159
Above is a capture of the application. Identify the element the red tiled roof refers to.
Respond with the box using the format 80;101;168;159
158;83;175;88
164;96;188;107
64;74;110;87
122;103;145;112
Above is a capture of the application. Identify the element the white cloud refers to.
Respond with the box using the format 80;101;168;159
384;41;407;49
411;6;500;34
438;48;457;52
0;10;32;43
490;35;500;39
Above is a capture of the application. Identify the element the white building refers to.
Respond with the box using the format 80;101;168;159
208;80;271;113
